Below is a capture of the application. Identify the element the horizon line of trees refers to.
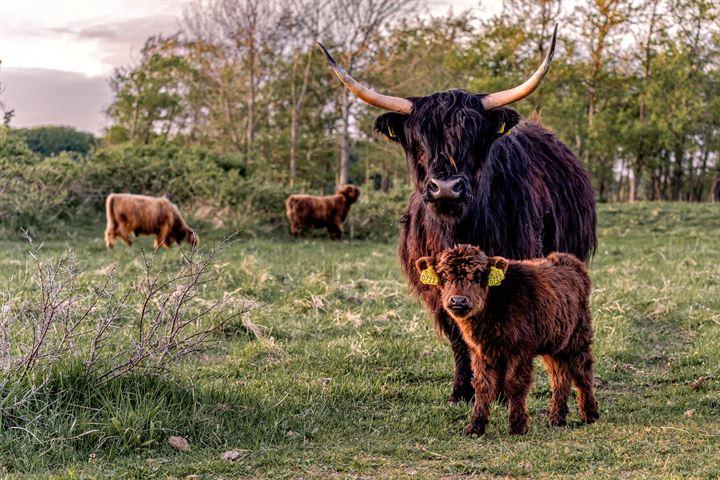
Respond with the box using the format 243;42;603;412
3;0;719;202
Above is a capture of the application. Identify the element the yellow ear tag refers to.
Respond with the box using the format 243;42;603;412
420;265;439;285
388;126;396;138
488;266;505;287
497;121;506;134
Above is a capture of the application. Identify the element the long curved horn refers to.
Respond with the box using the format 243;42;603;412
481;23;558;110
317;42;413;114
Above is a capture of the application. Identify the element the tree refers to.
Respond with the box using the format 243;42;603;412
0;60;15;127
107;35;194;144
326;0;417;186
20;126;96;156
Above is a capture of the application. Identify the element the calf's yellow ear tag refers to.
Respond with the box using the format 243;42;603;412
420;265;440;285
488;266;505;287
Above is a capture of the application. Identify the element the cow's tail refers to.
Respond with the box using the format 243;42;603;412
104;194;116;248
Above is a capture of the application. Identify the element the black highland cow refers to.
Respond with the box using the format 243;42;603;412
319;24;597;404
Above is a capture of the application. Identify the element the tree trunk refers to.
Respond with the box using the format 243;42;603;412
246;43;255;166
290;106;298;186
339;89;351;186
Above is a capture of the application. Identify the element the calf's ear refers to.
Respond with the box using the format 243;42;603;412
374;112;407;143
415;256;435;274
489;256;509;274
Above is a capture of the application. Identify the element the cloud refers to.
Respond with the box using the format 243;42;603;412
1;67;112;135
2;10;185;76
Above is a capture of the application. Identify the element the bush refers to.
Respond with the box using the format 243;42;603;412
0;238;251;468
18;126;97;157
0;132;412;241
347;185;410;242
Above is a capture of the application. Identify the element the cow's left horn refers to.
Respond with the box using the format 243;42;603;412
317;42;413;114
481;23;558;110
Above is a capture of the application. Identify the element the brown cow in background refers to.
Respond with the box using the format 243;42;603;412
285;185;360;240
104;193;198;249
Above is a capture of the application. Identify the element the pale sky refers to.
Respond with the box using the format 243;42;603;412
0;0;491;135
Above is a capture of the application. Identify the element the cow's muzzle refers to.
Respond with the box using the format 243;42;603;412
425;176;468;203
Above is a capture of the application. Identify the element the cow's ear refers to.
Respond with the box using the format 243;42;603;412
415;256;435;274
374;112;407;143
486;107;520;137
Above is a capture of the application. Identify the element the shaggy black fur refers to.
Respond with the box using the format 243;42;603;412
375;89;597;404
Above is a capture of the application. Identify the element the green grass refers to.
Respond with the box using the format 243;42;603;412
1;202;719;479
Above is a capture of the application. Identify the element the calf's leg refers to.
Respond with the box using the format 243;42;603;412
504;355;534;435
542;355;572;426
569;347;599;424
465;354;501;436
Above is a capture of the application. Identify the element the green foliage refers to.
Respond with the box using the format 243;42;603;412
101;0;719;201
17;126;97;157
0;127;37;164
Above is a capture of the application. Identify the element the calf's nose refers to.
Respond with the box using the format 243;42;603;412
449;296;470;309
428;177;464;201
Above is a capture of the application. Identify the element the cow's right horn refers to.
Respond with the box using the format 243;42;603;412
318;42;413;115
480;23;558;110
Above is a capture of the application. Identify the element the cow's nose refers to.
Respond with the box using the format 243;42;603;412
449;296;470;309
428;177;465;200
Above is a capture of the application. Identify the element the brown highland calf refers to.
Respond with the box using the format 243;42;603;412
285;185;360;240
104;193;198;249
416;245;599;436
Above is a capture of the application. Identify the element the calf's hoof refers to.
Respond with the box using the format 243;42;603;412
581;409;600;424
548;408;568;427
464;422;486;437
548;415;567;427
448;384;474;405
509;422;529;435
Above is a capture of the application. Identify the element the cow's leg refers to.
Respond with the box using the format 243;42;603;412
104;227;116;249
465;354;500;436
116;225;132;246
504;354;533;435
154;225;171;249
439;310;474;404
327;223;343;240
542;355;572;426
569;347;599;424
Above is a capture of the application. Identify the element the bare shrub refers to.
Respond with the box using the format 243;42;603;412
0;234;250;390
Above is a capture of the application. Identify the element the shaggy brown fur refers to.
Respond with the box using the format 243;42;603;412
416;245;599;435
104;193;198;249
285;185;360;240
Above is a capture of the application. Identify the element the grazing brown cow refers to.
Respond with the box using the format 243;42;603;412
416;245;599;436
285;185;360;240
104;193;198;249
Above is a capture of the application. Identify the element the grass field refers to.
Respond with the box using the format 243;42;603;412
1;203;719;479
